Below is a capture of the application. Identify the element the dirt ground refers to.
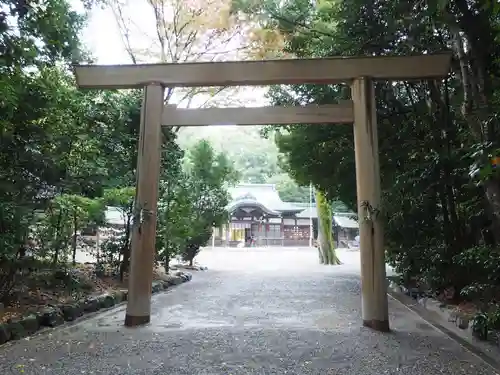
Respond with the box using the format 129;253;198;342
0;263;166;324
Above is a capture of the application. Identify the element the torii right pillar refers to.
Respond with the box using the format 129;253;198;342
351;77;389;332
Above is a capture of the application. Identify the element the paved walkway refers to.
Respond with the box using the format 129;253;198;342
0;247;496;374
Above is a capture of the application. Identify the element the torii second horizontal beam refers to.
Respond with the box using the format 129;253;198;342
74;53;452;89
162;102;354;126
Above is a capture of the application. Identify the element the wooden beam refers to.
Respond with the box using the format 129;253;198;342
74;53;452;89
352;77;389;332
162;102;354;126
124;84;163;327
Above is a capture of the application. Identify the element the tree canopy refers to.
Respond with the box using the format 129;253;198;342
0;0;240;300
232;0;500;298
177;126;312;201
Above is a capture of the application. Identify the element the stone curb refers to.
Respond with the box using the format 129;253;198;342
388;280;497;338
387;282;500;372
0;271;192;347
170;265;208;271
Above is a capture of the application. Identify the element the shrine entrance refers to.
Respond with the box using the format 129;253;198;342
73;53;451;332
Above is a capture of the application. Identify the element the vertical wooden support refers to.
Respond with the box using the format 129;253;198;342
124;83;164;327
212;227;216;249
351;77;389;332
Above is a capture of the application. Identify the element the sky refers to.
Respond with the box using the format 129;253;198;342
77;1;269;110
81;6;127;64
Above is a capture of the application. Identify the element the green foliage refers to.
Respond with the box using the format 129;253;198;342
180;140;239;265
0;0;238;306
176;126;306;199
102;188;136;213
157;179;192;268
177;126;278;183
267;173;311;202
155;136;238;268
472;312;489;340
155;129;187;269
98;187;135;278
0;0;100;300
236;0;500;297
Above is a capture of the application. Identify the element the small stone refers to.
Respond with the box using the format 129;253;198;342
74;301;85;317
83;297;100;313
111;290;125;303
19;315;40;335
60;304;82;321
409;288;420;299
7;321;27;340
457;316;469;329
417;297;428;308
0;323;11;344
98;294;115;309
39;307;64;327
151;282;163;294
169;276;183;285
158;274;171;282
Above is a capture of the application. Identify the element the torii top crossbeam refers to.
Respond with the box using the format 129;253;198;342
73;53;452;89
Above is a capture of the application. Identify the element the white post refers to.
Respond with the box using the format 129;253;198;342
212;227;216;249
95;229;100;264
309;182;313;247
351;77;389;332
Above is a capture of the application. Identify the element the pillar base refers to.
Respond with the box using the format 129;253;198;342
124;314;150;327
363;319;390;332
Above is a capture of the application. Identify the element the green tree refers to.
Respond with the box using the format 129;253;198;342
155;129;187;271
0;0;87;276
181;140;239;265
267;173;311;202
177;126;282;184
235;0;500;296
100;187;135;280
157;178;192;271
316;190;340;265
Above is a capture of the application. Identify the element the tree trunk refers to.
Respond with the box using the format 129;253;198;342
164;253;170;273
119;215;132;282
447;7;500;243
72;211;78;265
318;226;332;264
316;190;340;265
52;210;64;265
484;180;500;244
317;239;325;264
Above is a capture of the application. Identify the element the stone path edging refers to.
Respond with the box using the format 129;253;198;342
170;264;208;271
0;271;192;347
387;286;500;372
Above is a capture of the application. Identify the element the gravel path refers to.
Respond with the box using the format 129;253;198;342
0;247;496;375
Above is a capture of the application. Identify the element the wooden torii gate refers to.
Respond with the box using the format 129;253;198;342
74;53;451;332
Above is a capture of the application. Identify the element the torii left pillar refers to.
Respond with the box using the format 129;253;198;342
125;83;164;327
